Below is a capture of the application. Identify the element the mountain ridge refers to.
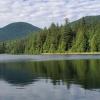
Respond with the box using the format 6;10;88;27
0;22;41;41
71;15;100;27
0;15;100;41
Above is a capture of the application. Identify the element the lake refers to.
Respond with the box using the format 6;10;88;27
0;54;100;100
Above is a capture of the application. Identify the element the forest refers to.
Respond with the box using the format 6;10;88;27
0;17;100;54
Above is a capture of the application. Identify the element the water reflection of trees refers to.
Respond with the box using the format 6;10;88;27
0;60;100;89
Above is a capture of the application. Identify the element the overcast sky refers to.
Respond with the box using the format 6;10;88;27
0;0;100;28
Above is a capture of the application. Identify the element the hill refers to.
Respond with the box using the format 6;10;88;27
0;22;41;41
71;15;100;29
0;15;100;54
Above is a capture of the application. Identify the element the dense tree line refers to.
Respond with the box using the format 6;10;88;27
0;17;100;54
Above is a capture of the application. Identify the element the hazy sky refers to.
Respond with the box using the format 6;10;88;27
0;0;100;28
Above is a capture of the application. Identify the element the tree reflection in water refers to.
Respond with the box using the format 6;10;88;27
0;60;99;90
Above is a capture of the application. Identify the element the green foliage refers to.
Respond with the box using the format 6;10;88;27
0;42;5;53
71;17;89;52
0;16;100;54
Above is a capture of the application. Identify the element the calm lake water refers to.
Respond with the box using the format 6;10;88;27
0;55;100;100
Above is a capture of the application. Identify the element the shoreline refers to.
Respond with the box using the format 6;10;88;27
0;52;100;55
0;54;99;62
42;52;100;55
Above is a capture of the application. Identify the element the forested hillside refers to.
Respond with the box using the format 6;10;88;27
0;22;41;41
0;16;100;54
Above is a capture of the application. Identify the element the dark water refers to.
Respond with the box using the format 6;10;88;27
0;56;100;100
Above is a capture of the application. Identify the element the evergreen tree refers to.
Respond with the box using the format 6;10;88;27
58;20;74;52
0;42;5;53
71;17;89;52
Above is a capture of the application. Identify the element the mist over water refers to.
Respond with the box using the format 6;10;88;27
0;54;100;62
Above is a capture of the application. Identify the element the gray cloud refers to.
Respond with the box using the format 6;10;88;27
0;0;100;28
